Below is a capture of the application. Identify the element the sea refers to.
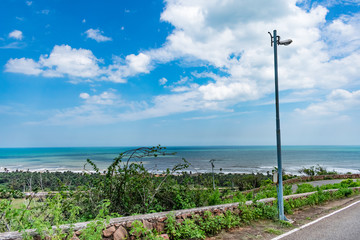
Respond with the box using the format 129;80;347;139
0;146;359;175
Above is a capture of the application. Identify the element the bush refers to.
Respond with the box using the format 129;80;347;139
298;165;338;176
84;146;191;216
198;211;223;235
296;183;316;194
165;214;205;240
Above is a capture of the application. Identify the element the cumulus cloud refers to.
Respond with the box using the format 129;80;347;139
199;82;259;101
8;30;23;40
118;91;205;121
39;45;101;78
125;0;331;111
7;0;360;124
85;28;112;42
79;93;90;99
159;77;168;85
32;91;122;125
6;45;102;78
296;89;360;116
5;45;150;82
126;53;151;73
80;91;118;105
5;45;103;79
5;58;42;75
122;0;360;119
4;29;157;83
324;13;360;57
103;53;152;83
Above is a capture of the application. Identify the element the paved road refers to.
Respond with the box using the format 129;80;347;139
278;200;360;240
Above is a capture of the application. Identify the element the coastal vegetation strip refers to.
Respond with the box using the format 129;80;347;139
1;187;359;239
1;147;359;239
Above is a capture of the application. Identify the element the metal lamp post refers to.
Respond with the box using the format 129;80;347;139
268;30;292;221
210;159;215;190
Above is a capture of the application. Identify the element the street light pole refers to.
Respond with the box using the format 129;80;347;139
268;30;292;221
210;159;215;190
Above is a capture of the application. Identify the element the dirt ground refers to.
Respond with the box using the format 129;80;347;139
207;194;360;240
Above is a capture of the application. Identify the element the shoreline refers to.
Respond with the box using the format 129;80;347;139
1;145;360;175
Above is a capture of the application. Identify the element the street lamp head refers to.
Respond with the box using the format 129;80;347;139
278;39;292;46
268;31;293;47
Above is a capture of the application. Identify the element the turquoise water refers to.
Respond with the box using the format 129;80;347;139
0;146;359;174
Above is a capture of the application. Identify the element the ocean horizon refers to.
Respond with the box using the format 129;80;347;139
0;145;359;175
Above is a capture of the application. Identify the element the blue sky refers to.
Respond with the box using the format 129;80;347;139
1;0;360;147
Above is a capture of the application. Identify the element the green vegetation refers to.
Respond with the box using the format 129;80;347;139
0;168;271;193
0;148;359;239
264;227;283;235
298;165;338;176
295;179;360;194
0;170;93;192
285;186;359;215
129;220;164;240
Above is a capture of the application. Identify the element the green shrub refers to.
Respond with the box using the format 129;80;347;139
129;220;163;240
296;183;316;194
198;211;223;236
222;210;240;229
298;165;338;176
238;204;255;224
207;189;222;206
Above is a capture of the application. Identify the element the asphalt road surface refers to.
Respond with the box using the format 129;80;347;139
277;200;360;240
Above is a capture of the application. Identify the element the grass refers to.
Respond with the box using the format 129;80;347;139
0;198;26;208
264;227;283;235
0;198;39;209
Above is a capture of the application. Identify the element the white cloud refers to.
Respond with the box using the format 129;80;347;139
32;91;123;125
85;28;112;42
5;45;100;79
174;76;189;85
26;1;32;6
79;93;90;99
199;81;259;101
121;0;360;119
125;0;331;111
296;89;360;116
0;42;26;49
118;91;205;121
7;0;360;124
5;44;154;83
82;91;118;105
159;77;168;85
5;58;42;75
39;45;101;78
102;53;152;83
8;30;23;40
126;53;151;73
323;13;360;58
82;19;86;23
41;9;50;15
